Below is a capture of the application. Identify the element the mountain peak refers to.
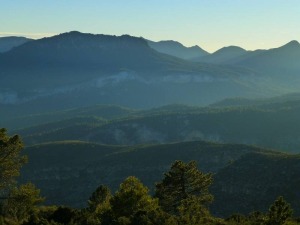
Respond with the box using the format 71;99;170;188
190;45;202;50
147;39;208;59
214;46;246;55
288;40;299;45
281;40;300;49
56;31;86;38
65;30;83;35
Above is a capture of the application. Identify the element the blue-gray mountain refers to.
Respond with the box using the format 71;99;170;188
146;39;209;60
0;31;299;114
0;36;32;53
191;46;247;64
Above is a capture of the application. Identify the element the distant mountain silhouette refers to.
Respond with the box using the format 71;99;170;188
0;36;32;52
0;31;252;90
147;39;209;60
233;40;300;76
0;31;204;89
0;31;169;72
0;31;298;111
192;46;247;64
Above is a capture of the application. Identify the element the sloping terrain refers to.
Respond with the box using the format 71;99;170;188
192;46;247;64
1;104;137;130
0;32;275;111
20;141;300;217
211;151;300;216
20;141;268;206
147;39;209;60
234;41;300;76
0;36;32;52
15;98;300;153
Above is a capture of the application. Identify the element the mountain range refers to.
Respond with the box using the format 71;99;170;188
2;32;300;218
0;33;299;112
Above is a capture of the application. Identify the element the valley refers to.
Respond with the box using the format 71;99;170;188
1;31;300;224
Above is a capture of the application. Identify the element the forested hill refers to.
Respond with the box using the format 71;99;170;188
20;140;300;217
13;97;300;153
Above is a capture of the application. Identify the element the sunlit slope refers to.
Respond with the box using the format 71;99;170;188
17;99;300;152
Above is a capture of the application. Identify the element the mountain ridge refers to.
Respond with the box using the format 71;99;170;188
0;31;268;109
19;140;300;216
192;45;248;64
0;36;32;53
147;39;209;59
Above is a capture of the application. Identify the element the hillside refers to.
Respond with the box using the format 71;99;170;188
192;46;247;64
0;31;240;90
235;40;300;75
211;151;300;216
147;39;209;60
231;41;300;91
20;141;266;206
20;141;300;217
0;31;276;111
1;104;137;130
0;36;32;52
210;92;300;108
16;99;300;153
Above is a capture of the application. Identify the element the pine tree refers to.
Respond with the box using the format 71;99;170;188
155;160;213;214
267;196;293;225
108;176;159;225
0;128;26;192
2;183;44;222
111;176;159;218
88;185;111;213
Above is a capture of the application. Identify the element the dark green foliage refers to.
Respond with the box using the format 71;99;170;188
88;185;111;212
20;140;300;217
211;152;300;217
0;128;26;192
83;176;172;225
21;140;259;208
247;211;266;225
266;196;293;225
155;160;213;214
16;99;300;153
110;176;159;220
49;206;77;225
0;147;299;225
177;195;212;225
2;183;44;223
225;214;247;223
21;206;78;225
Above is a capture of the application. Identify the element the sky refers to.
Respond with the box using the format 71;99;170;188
0;0;299;52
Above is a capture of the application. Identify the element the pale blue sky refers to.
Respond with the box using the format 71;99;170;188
0;0;299;52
